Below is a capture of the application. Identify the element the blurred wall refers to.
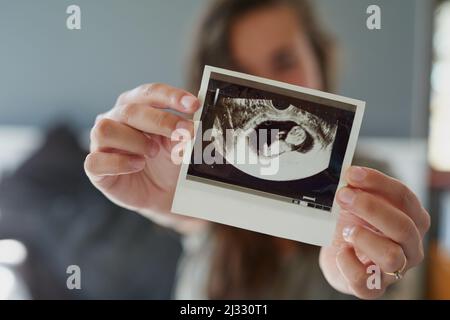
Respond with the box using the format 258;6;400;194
0;0;432;137
315;0;433;138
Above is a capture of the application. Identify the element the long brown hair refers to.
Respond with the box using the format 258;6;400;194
186;0;337;299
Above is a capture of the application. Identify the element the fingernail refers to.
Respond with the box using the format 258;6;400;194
342;226;355;242
130;157;145;170
338;188;356;206
180;95;197;110
349;166;367;182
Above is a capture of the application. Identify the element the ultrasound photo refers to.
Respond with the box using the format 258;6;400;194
187;71;357;212
172;66;365;245
210;97;338;181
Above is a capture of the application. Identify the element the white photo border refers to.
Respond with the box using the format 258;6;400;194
171;66;365;246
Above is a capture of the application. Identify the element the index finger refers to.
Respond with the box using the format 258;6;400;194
344;166;430;236
117;83;200;114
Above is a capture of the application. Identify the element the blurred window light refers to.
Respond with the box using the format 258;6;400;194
0;240;30;300
0;266;16;300
0;239;27;265
429;1;450;171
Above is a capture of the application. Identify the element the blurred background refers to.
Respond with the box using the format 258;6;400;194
0;0;449;299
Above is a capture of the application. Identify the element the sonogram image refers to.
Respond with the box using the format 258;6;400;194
188;76;356;212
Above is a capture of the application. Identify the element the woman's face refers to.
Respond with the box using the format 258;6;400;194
230;4;323;90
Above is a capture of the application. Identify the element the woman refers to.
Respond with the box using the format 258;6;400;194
84;0;430;299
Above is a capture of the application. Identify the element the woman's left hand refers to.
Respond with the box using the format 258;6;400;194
319;166;430;299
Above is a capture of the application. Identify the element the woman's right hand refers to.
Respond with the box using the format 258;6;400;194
84;83;206;233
